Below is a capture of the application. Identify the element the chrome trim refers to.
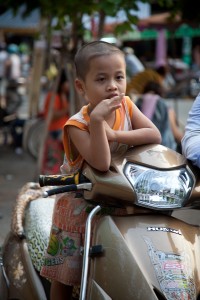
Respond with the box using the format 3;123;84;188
80;205;101;300
77;183;92;190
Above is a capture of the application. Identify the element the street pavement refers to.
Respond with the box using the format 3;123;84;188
0;144;36;246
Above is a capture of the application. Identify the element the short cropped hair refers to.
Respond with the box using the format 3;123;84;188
74;41;125;80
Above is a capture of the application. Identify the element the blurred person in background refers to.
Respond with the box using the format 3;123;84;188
167;104;184;153
191;45;200;73
135;80;177;151
126;64;184;153
43;69;70;140
19;43;31;78
2;44;24;154
4;44;22;116
155;64;176;97
0;42;8;142
154;65;185;152
0;42;8;102
123;47;145;81
42;69;70;174
5;44;21;83
136;80;184;153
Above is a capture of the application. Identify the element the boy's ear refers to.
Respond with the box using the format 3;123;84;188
75;78;85;95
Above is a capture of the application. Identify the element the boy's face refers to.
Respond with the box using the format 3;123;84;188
76;53;126;107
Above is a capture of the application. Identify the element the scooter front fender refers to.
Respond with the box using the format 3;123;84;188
2;233;47;300
88;214;200;300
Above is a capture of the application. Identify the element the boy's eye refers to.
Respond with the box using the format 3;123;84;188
96;77;105;82
116;75;124;80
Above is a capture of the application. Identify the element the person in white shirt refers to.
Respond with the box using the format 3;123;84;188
123;47;145;80
0;43;8;99
182;94;200;168
5;44;21;81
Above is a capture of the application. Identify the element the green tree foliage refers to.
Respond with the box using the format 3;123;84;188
4;0;200;44
3;0;175;45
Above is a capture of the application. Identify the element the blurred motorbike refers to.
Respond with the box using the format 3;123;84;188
5;78;25;113
0;77;26;146
0;144;200;300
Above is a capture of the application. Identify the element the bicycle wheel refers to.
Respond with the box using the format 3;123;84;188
23;118;45;159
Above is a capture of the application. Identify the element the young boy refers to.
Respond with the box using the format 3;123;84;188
40;41;161;300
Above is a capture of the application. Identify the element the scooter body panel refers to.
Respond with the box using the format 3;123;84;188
88;215;159;300
88;214;200;300
89;281;112;300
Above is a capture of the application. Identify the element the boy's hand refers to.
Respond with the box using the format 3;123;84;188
90;93;125;122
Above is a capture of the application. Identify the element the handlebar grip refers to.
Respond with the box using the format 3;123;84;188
39;173;80;187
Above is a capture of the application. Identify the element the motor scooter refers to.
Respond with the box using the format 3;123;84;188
0;143;200;300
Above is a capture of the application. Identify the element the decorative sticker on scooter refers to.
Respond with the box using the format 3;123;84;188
147;226;182;235
143;237;196;300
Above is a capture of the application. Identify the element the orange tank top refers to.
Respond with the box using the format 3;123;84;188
61;96;133;174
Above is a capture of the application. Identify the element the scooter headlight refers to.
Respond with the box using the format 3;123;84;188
124;163;195;210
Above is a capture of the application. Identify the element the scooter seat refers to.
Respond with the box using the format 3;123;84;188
24;196;55;272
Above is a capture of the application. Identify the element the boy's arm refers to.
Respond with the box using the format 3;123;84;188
105;103;161;146
68;95;123;172
68;119;111;172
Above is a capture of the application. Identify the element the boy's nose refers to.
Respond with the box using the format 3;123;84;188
107;80;117;90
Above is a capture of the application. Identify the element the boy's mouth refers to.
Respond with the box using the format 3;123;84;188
108;93;119;98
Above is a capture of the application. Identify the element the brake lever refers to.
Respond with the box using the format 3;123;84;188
43;183;92;197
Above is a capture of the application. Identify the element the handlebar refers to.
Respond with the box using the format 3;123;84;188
39;172;89;187
39;173;92;198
